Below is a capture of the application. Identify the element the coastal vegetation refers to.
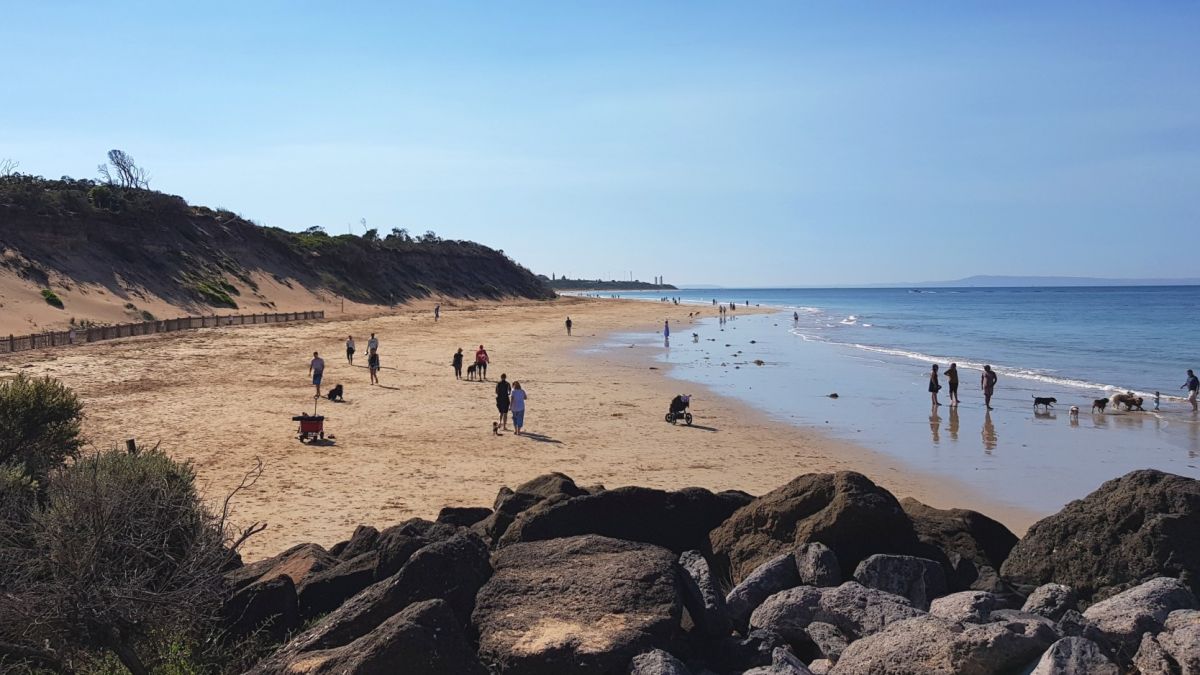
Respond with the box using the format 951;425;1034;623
543;275;678;291
0;161;554;327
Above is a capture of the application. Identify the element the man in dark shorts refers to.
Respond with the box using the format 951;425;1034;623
495;373;512;430
308;351;325;398
452;348;464;379
981;365;998;410
946;363;960;406
565;316;573;336
1182;369;1199;412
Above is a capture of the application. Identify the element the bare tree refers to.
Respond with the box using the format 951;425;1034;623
0;158;17;176
98;149;150;189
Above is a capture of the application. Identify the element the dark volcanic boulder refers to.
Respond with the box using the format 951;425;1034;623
1000;470;1200;602
899;497;1017;572
628;649;692;675
497;486;749;553
472;473;588;545
473;535;682;674
248;598;486;675
830;613;1056;675
678;550;732;639
297;551;379;619
726;552;803;630
220;574;300;641
929;591;998;624
1022;583;1079;622
1080;577;1198;651
374;518;461;579
749;582;924;644
436;506;493;527
268;532;492;657
710;472;922;584
1027;636;1119;675
335;524;380;560
795;543;841;588
853;554;948;610
225;542;337;592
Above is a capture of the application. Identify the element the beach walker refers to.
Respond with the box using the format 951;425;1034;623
292;397;327;443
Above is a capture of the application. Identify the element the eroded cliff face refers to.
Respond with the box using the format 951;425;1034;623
0;184;552;330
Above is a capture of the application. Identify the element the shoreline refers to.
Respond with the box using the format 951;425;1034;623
1;297;1040;560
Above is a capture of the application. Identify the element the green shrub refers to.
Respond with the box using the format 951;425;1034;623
87;184;121;211
0;374;83;483
40;289;63;309
191;279;238;309
141;310;157;322
22;447;234;674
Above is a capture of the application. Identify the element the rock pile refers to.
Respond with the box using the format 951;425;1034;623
221;469;1200;674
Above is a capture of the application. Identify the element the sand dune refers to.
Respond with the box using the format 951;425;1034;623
0;297;1036;560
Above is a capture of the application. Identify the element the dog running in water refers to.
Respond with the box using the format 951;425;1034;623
1092;398;1109;413
1032;396;1057;411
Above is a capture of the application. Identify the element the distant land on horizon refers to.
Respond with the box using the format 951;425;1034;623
676;275;1200;290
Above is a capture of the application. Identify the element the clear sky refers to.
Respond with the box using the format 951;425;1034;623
2;2;1197;286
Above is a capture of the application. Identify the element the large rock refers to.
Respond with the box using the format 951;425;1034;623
702;629;788;674
830;612;1056;675
248;599;486;675
1027;637;1119;675
726;552;802;630
795;543;841;587
297;551;379;619
472;473;587;545
436;506;493;527
804;621;849;661
852;554;947;610
710;472;923;584
225;542;337;592
220;575;299;641
899;497;1017;572
373;518;460;579
742;647;815;675
1001;470;1200;602
928;591;997;624
333;524;379;560
1133;633;1177;675
749;582;925;644
628;649;692;675
266;532;492;657
473;535;682;674
497;486;750;554
678;550;732;639
1081;577;1198;651
1022;583;1079;622
1159;609;1200;674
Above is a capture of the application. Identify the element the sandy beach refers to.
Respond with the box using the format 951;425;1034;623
0;297;1038;560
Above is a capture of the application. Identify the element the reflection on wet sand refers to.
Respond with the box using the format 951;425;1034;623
930;407;941;444
949;406;959;441
982;411;997;453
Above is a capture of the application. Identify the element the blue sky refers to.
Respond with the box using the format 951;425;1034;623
2;2;1197;286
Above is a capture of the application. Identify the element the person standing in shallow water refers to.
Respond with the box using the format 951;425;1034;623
1182;369;1199;412
495;374;512;430
981;365;998;410
945;363;960;406
928;364;941;406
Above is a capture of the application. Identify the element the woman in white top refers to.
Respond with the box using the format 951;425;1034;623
510;382;528;435
346;336;356;365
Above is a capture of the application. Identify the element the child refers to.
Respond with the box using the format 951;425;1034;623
368;348;380;385
1154;391;1161;411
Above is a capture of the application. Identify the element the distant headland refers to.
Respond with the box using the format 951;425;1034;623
542;275;677;291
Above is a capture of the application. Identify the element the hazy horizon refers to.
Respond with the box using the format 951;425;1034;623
3;2;1197;286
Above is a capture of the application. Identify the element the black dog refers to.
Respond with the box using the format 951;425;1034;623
1033;396;1057;411
466;364;477;381
1092;398;1108;413
326;384;344;402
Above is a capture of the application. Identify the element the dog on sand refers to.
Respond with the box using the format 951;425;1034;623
492;421;501;436
1033;396;1057;411
466;364;478;381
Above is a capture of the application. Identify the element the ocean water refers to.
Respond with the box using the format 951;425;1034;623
592;287;1200;519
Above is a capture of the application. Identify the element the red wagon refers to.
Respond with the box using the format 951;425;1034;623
292;414;325;442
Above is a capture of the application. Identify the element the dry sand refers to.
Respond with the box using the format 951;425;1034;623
0;297;1038;561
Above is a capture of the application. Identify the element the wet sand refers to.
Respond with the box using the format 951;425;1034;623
0;297;1038;560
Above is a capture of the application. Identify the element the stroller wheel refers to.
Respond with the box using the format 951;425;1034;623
684;413;693;425
665;412;674;423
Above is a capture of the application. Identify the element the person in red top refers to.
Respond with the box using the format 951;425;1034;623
475;345;490;381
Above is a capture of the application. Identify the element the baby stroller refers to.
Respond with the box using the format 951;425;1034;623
665;394;693;426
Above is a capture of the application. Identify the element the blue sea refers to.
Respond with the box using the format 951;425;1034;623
591;286;1200;520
